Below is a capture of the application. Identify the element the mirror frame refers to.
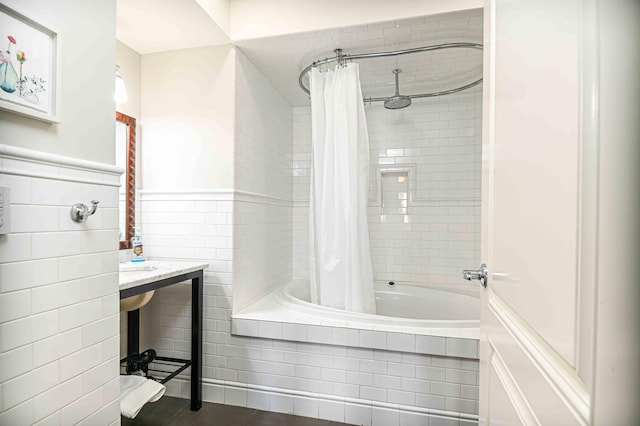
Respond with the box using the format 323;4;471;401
117;111;136;250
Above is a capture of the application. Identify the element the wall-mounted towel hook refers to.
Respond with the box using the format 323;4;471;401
70;200;99;222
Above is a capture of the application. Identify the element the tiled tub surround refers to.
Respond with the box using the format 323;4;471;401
0;145;121;425
293;91;482;286
135;194;479;425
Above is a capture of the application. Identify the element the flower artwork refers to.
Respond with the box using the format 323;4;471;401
0;4;58;121
1;34;46;104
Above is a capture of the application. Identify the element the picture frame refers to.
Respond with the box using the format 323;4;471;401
0;2;61;123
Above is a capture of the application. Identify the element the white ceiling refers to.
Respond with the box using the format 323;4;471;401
116;4;483;107
116;0;229;54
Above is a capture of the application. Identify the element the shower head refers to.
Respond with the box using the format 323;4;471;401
384;69;412;110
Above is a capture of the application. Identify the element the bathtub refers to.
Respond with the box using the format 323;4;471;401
277;280;480;328
233;278;480;356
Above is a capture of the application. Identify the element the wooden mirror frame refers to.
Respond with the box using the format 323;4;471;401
117;111;136;250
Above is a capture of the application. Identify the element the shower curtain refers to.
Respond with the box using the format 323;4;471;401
309;63;376;314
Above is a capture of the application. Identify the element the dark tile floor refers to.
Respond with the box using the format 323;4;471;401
121;396;355;426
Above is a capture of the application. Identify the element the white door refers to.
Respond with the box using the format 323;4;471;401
478;0;595;424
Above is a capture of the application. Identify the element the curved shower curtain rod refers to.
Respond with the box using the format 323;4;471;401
298;42;483;104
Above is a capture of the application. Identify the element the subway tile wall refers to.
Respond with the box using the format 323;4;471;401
135;52;479;423
233;50;293;311
0;149;121;425
293;91;482;285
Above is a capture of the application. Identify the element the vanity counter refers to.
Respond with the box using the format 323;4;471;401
119;259;207;411
119;260;209;293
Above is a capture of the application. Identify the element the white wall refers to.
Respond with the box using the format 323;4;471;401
116;41;141;120
230;0;483;40
0;1;120;424
140;45;236;191
0;0;117;164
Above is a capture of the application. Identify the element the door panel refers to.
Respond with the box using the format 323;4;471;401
481;0;592;423
491;0;580;366
487;299;586;424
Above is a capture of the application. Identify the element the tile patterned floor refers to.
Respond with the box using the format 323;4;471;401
121;396;355;426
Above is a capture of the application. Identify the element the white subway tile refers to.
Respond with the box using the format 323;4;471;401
59;387;102;425
415;393;445;410
416;365;446;381
0;345;32;383
258;321;282;339
374;374;402;390
32;376;83;423
60;343;102;381
224;387;247;407
102;293;119;317
319;400;345;422
461;384;479;400
246;390;270;410
83;315;119;348
360;330;387;350
401;377;430;394
333;327;359;346
0;400;32;425
102;376;120;405
387;332;416;353
0;234;31;263
31;178;81;206
33;411;58;425
416;335;446;355
293;396;318;418
82;273;117;301
372;406;400;426
0;289;31;323
267;393;292;414
101;335;120;361
59;298;102;331
446;368;478;385
33;329;82;368
32;231;82;259
388;362;416;378
445;397;477;415
3;361;58;411
282;323;307;341
77;399;120;426
82;357;119;394
10;205;59;233
446;338;478;358
58;253;102;281
360;386;387;402
32;279;82;313
431;381;461;398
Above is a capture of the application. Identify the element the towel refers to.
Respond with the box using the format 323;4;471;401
120;375;166;419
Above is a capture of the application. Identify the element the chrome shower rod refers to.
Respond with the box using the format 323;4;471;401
298;42;483;102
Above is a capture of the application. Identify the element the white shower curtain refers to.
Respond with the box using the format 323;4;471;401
309;63;376;314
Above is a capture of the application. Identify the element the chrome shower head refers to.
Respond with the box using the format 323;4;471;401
384;69;412;110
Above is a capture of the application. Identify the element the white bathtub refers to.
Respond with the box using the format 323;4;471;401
276;280;480;329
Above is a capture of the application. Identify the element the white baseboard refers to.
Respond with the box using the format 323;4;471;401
163;377;479;425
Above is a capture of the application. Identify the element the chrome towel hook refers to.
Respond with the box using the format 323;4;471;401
70;200;99;223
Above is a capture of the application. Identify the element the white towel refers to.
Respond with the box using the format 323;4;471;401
120;375;166;419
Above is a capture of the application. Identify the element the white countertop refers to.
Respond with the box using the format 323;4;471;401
119;260;209;291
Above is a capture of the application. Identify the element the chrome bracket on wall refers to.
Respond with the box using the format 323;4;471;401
70;200;99;222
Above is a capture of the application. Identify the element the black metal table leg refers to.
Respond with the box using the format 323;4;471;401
190;271;203;411
127;309;140;356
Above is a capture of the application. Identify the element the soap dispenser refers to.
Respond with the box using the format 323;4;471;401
131;227;145;262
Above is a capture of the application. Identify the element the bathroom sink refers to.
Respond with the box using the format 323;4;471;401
119;262;159;311
120;291;155;311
